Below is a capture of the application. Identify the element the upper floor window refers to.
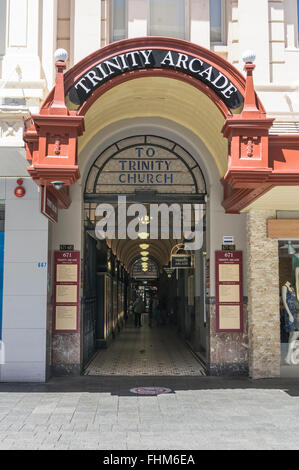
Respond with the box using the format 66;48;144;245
112;0;127;42
149;0;187;40
210;0;223;43
0;0;7;57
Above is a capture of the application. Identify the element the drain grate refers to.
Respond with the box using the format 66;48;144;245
130;386;172;395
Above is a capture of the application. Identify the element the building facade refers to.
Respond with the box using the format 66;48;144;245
0;0;299;382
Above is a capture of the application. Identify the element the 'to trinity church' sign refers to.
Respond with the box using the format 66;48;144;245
85;136;206;195
68;49;243;110
97;142;202;194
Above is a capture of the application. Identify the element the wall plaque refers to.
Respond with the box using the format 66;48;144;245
219;263;239;282
60;244;74;251
219;284;240;303
222;244;236;251
53;251;80;333
56;264;78;282
55;305;77;331
216;251;243;333
218;305;241;330
56;285;77;303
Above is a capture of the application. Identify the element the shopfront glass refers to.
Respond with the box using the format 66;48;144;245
279;239;299;376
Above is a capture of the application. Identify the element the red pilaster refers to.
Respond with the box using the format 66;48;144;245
221;55;274;210
24;52;85;194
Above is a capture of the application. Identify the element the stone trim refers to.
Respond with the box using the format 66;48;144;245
206;296;248;304
51;364;81;377
247;209;280;379
209;363;249;377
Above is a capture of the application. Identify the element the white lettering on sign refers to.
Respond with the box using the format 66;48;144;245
46;196;58;215
101;145;180;187
69;49;242;110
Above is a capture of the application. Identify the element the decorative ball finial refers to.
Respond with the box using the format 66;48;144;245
54;48;68;63
242;50;256;64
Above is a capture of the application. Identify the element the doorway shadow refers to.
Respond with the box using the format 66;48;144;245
0;375;299;397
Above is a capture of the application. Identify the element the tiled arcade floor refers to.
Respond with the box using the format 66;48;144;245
85;315;205;376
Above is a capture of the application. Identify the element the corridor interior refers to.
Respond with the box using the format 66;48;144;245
82;223;207;377
85;314;205;376
81;134;207;376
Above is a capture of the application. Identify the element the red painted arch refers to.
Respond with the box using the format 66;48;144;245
41;37;265;118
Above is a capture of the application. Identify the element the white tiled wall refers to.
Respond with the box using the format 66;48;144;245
0;177;49;382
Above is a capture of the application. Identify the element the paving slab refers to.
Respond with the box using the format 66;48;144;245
1;359;299;449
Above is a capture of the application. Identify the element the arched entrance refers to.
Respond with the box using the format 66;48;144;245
41;36;250;116
23;36;295;380
82;134;207;373
25;37;272;215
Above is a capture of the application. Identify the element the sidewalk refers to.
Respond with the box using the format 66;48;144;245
0;375;299;449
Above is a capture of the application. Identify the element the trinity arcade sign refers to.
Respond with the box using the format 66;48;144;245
68;49;243;110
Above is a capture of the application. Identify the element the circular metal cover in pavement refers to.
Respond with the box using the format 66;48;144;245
130;386;172;395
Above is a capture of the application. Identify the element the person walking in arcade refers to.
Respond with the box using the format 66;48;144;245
133;296;145;328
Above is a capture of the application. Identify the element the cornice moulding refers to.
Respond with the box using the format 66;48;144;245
0;106;29;115
0;80;46;89
255;84;299;91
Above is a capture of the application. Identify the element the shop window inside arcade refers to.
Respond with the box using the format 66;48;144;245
0;0;7;57
279;239;299;376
